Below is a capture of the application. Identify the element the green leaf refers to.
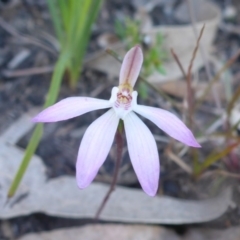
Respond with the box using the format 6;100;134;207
8;0;103;197
46;0;63;44
157;65;166;75
194;141;240;176
8;53;69;198
138;81;148;100
8;124;43;198
227;85;240;116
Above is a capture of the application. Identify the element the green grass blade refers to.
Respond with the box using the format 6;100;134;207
8;53;69;198
8;0;102;197
58;0;71;34
67;0;88;45
194;141;240;176
70;0;102;86
44;52;70;107
227;85;240;116
73;0;92;44
7;124;43;198
46;0;63;44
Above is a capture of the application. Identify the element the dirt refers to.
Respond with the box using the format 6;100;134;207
1;0;240;239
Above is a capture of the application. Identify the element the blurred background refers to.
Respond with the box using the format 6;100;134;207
1;0;240;239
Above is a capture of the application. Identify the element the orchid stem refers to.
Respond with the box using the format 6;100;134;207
95;121;124;220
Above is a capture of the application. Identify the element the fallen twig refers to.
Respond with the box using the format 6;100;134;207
187;0;221;109
170;49;187;80
0;17;57;55
166;149;193;174
3;66;54;77
195;48;240;108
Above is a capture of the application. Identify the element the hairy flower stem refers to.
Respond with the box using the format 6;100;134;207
95;121;124;220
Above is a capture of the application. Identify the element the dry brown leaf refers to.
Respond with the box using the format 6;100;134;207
18;224;180;240
0;113;232;224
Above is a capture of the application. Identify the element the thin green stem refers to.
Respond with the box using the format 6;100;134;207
8;124;43;198
69;0;103;87
8;53;69;198
47;0;63;44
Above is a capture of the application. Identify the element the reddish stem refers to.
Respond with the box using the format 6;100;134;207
95;123;124;219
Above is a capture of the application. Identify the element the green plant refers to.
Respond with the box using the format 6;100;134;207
115;17;167;98
8;0;102;198
115;18;167;75
47;0;102;88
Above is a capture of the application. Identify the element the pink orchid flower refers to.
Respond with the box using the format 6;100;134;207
33;46;200;196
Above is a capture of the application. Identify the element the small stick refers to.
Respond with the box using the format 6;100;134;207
3;66;54;78
195;48;240;109
170;26;204;128
166;149;193;174
2;50;102;78
202;169;240;179
170;26;205;172
0;17;57;55
170;49;187;80
170;48;190;126
95;123;124;220
187;25;205;80
187;0;221;109
186;24;205;128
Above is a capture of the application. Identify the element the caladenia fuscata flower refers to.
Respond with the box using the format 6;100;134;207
33;46;201;196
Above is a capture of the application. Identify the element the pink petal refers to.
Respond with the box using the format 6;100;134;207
33;97;111;122
119;45;143;87
124;112;160;196
134;105;201;148
76;109;119;188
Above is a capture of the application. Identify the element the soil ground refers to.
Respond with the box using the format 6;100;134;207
1;0;240;239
